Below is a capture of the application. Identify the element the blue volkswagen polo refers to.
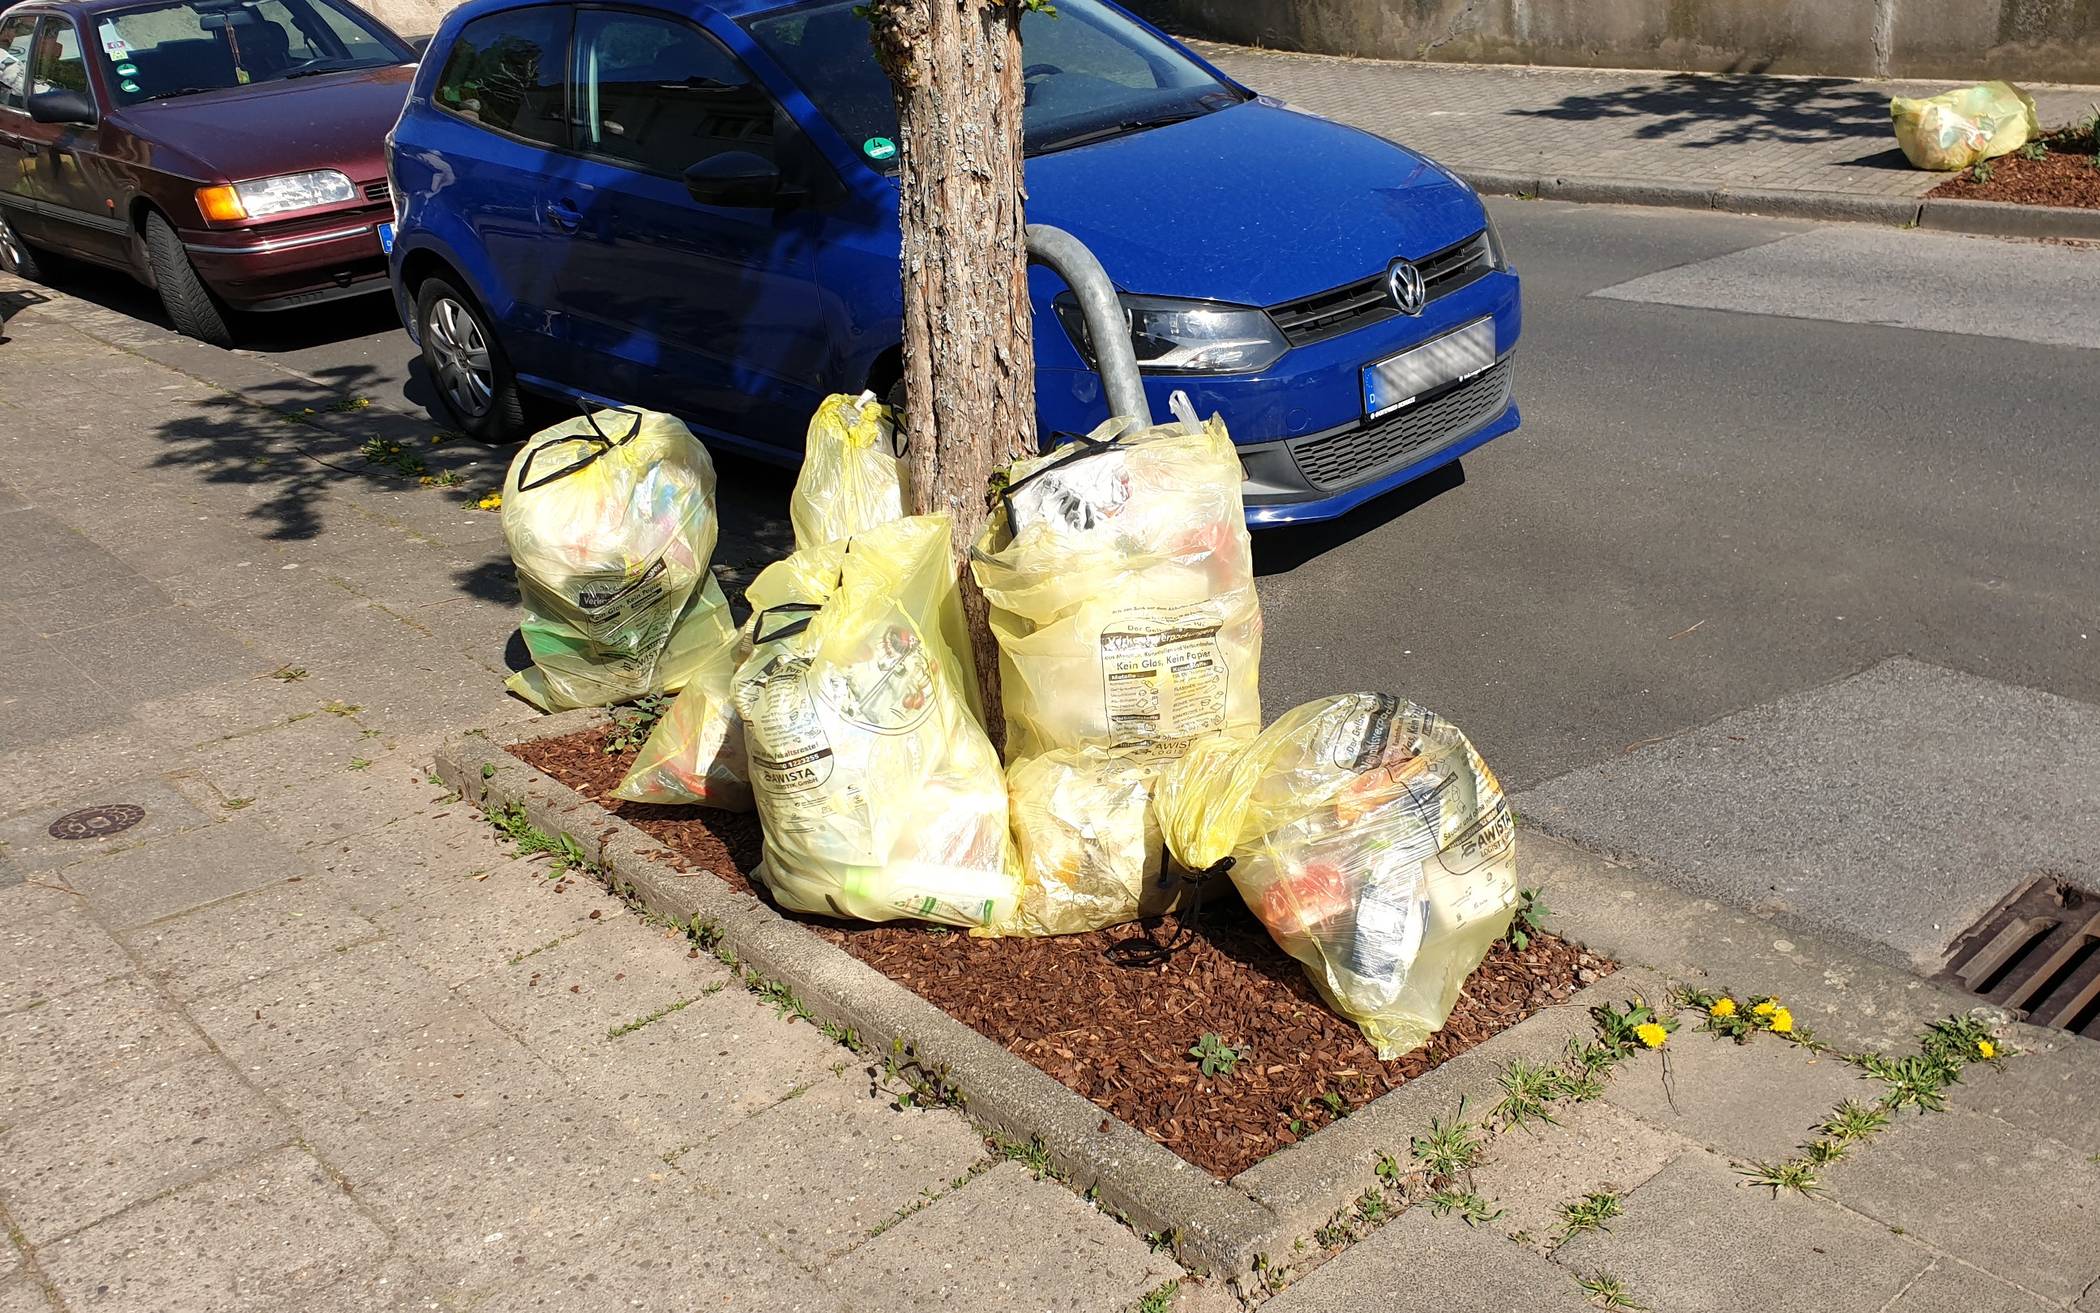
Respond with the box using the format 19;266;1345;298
385;0;1520;525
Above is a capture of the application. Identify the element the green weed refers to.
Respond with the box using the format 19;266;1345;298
604;693;672;754
1134;1279;1181;1313
1425;1188;1504;1227
358;436;428;479
1741;1158;1821;1196
1820;1099;1890;1143
1577;1271;1646;1310
1410;1102;1487;1178
1188;1032;1246;1078
1508;886;1550;951
1556;1190;1623;1240
1495;1058;1565;1129
1802;1138;1848;1166
347;757;371;771
607;996;694;1039
267;665;308;682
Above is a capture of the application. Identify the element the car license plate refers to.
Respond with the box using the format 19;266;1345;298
1362;317;1495;418
377;222;395;254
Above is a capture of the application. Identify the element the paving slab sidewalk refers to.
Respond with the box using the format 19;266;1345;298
0;285;1185;1313
7;277;2100;1313
1193;44;2100;227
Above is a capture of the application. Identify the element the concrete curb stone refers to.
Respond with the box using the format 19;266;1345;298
1917;195;2100;240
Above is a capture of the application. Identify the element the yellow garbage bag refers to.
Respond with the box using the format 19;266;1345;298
1155;694;1520;1060
981;749;1186;937
1891;81;2039;171
971;416;1262;764
609;577;752;810
789;392;909;552
502;409;727;711
734;515;1018;929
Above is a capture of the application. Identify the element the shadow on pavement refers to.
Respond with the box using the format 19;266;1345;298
1513;74;1902;157
148;367;495;543
1254;460;1464;577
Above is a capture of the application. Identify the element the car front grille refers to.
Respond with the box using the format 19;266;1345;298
1288;357;1512;491
1268;231;1495;349
364;180;390;203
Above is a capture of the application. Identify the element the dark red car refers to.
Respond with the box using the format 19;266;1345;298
0;0;414;344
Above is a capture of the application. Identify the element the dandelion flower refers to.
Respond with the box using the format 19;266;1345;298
1635;1022;1669;1049
1752;1000;1778;1017
476;491;503;512
1709;997;1737;1019
1769;1007;1794;1034
1977;1039;1996;1060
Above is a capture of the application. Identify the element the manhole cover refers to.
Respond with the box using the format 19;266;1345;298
47;804;147;841
1938;874;2100;1040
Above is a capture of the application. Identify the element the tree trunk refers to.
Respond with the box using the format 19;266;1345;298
868;0;1037;749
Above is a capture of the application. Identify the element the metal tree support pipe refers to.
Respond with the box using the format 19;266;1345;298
1025;223;1153;429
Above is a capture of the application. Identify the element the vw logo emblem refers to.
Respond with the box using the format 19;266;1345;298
1386;258;1426;316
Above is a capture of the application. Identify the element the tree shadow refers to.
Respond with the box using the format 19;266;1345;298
0;286;49;343
147;367;498;544
1513;73;1905;161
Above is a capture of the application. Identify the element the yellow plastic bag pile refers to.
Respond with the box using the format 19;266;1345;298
1891;81;2039;171
733;515;1019;929
971;416;1263;764
501;410;739;712
788;392;909;551
1156;693;1520;1060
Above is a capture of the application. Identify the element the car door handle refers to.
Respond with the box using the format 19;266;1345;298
542;198;580;232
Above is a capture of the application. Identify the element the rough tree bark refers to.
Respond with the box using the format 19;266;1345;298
867;0;1038;749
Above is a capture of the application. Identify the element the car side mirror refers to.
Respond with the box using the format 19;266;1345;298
28;89;97;127
684;152;780;208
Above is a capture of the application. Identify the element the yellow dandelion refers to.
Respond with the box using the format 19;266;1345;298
1752;1000;1778;1017
1635;1022;1669;1049
1769;1007;1794;1034
1977;1039;1996;1060
476;491;503;512
1709;997;1737;1019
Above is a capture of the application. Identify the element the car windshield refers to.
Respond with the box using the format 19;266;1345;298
93;0;408;106
744;0;1243;169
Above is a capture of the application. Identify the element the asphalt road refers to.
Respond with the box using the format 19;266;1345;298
50;199;2100;801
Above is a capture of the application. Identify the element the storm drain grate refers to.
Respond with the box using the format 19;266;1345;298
47;804;145;841
1938;875;2100;1040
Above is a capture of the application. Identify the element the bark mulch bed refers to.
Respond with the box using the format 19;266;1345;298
512;725;1615;1179
1928;121;2100;208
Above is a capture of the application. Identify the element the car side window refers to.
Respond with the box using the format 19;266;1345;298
28;16;88;98
433;8;569;148
0;16;36;111
570;9;774;178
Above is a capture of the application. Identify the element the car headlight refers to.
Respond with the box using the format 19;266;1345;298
1054;292;1289;375
195;170;357;222
1483;206;1509;270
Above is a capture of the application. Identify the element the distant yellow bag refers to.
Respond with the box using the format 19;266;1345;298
610;578;751;810
982;749;1185;938
971;416;1261;764
502;409;727;711
1156;694;1519;1060
734;515;1018;929
1891;81;2039;171
789;392;909;552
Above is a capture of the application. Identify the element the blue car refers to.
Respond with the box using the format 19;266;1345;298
385;0;1520;525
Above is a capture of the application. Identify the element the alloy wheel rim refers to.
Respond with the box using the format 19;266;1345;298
428;297;493;419
0;219;23;273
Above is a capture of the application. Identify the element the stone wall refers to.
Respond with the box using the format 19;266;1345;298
1124;0;2100;83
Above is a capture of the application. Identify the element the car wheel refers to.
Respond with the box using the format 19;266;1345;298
142;212;234;347
0;210;44;281
416;276;526;443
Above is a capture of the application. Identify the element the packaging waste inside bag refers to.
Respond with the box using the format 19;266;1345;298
1891;81;2039;171
1155;693;1519;1059
610;613;752;809
789;391;909;551
502;409;737;712
971;416;1262;764
733;515;1018;929
983;749;1188;937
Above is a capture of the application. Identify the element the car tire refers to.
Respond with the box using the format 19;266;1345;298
416;276;526;443
143;212;234;347
0;210;45;281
